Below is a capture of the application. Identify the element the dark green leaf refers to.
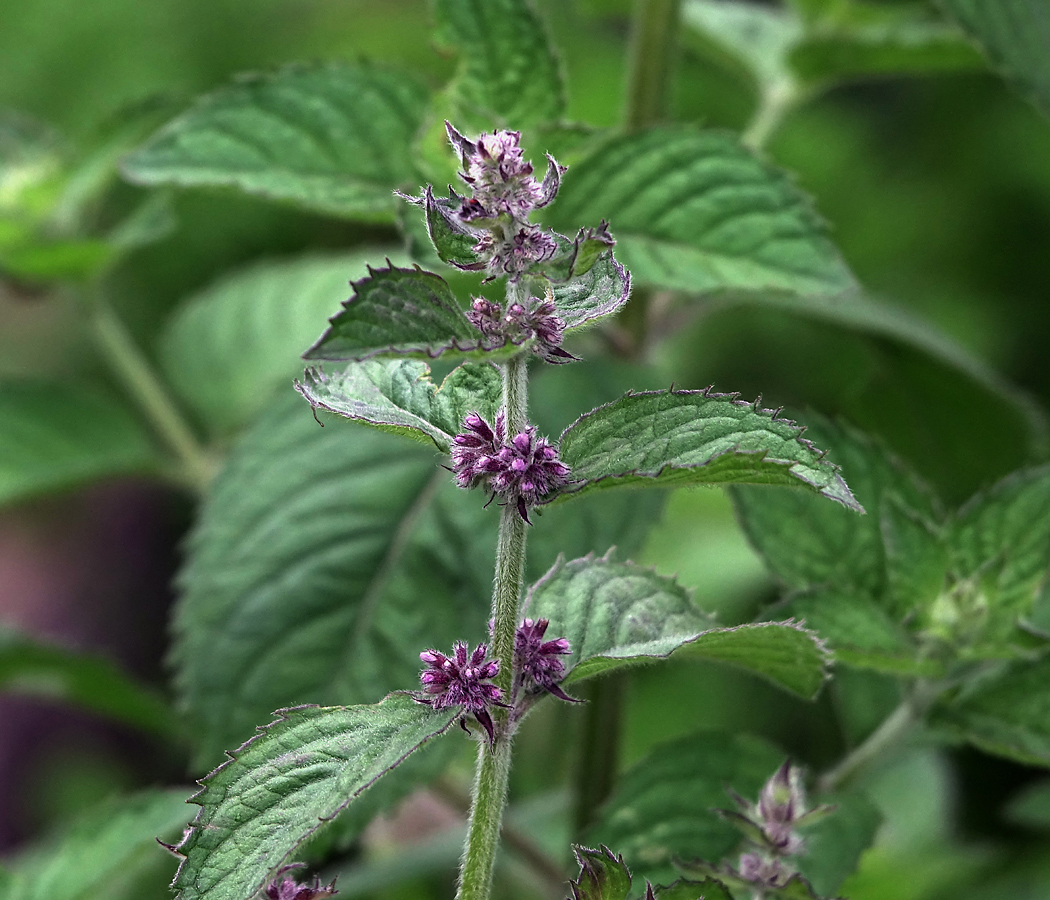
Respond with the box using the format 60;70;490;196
418;184;485;269
557;389;862;511
302;264;491;362
569;846;633;900
525;551;831;697
795;791;882;895
122;64;429;219
1003;778;1050;828
938;0;1050;119
731;416;938;604
589;732;785;886
655;880;734;900
776;588;937;677
295;359;502;452
3;789;192;900
170;696;459;900
0;380;159;509
932;657;1050;766
433;0;565;128
546;126;856;297
949;466;1050;640
0;628;176;739
160;252;408;433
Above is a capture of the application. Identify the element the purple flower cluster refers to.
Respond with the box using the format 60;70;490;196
450;413;572;522
514;618;576;702
264;867;337;900
417;641;503;744
466;295;573;363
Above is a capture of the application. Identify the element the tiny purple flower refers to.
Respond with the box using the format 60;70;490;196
465;294;573;363
417;641;503;745
515;618;578;702
450;414;572;521
264;867;337;900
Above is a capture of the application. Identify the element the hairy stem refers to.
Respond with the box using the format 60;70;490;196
741;79;799;152
89;294;214;492
623;0;683;132
573;674;625;836
818;680;941;794
456;345;530;900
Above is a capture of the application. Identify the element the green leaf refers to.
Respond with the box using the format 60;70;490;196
938;0;1050;119
731;416;939;604
557;389;862;511
295;359;501;452
3;789;192;900
0;628;176;739
546;125;856;297
549;246;632;333
776;588;937;677
302;264;490;362
418;183;485;269
569;846;633;900
932;657;1050;766
0;380;159;508
170;696;459;900
433;0;565;129
122;64;429;220
159;252;409;433
795;791;882;895
589;732;785;887
655;880;734;900
525;551;831;698
0;238;112;282
949;466;1050;640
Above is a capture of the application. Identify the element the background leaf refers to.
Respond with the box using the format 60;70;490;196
159;251;408;434
938;0;1050;119
525;551;831;698
546;125;856;297
295;359;502;452
0;380;159;508
122;63;428;219
432;0;565;129
171;696;459;900
557;389;861;510
3;789;192;900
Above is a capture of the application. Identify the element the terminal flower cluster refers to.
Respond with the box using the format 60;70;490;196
417;641;503;744
466;294;573;362
450;412;572;522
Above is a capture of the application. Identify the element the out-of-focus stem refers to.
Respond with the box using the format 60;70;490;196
623;0;683;132
573;673;625;836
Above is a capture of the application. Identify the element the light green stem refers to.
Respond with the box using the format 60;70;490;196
455;346;530;900
89;295;214;492
623;0;683;132
741;79;799;152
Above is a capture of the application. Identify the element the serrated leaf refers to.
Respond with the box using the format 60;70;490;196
545;126;856;297
0;628;176;739
296;359;501;452
881;495;951;621
302;264;493;362
776;588;937;677
569;846;633;900
122;64;428;220
949;466;1050;640
433;0;565;129
525;552;830;698
932;657;1050;766
418;184;485;269
549;247;632;333
174;392;665;768
556;389;862;511
589;732;785;887
171;696;459;900
159;252;407;433
0;380;159;508
3;789;192;900
938;0;1050;119
731;416;938;604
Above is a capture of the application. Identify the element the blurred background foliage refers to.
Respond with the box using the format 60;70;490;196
2;0;1050;898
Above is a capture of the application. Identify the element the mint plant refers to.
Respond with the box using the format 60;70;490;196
4;2;1050;900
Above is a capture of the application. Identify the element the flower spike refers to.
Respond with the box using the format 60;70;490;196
417;641;504;745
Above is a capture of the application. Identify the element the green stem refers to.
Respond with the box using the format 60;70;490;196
817;680;941;794
623;0;683;132
455;348;530;900
89;294;214;492
573;674;625;836
741;79;799;152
